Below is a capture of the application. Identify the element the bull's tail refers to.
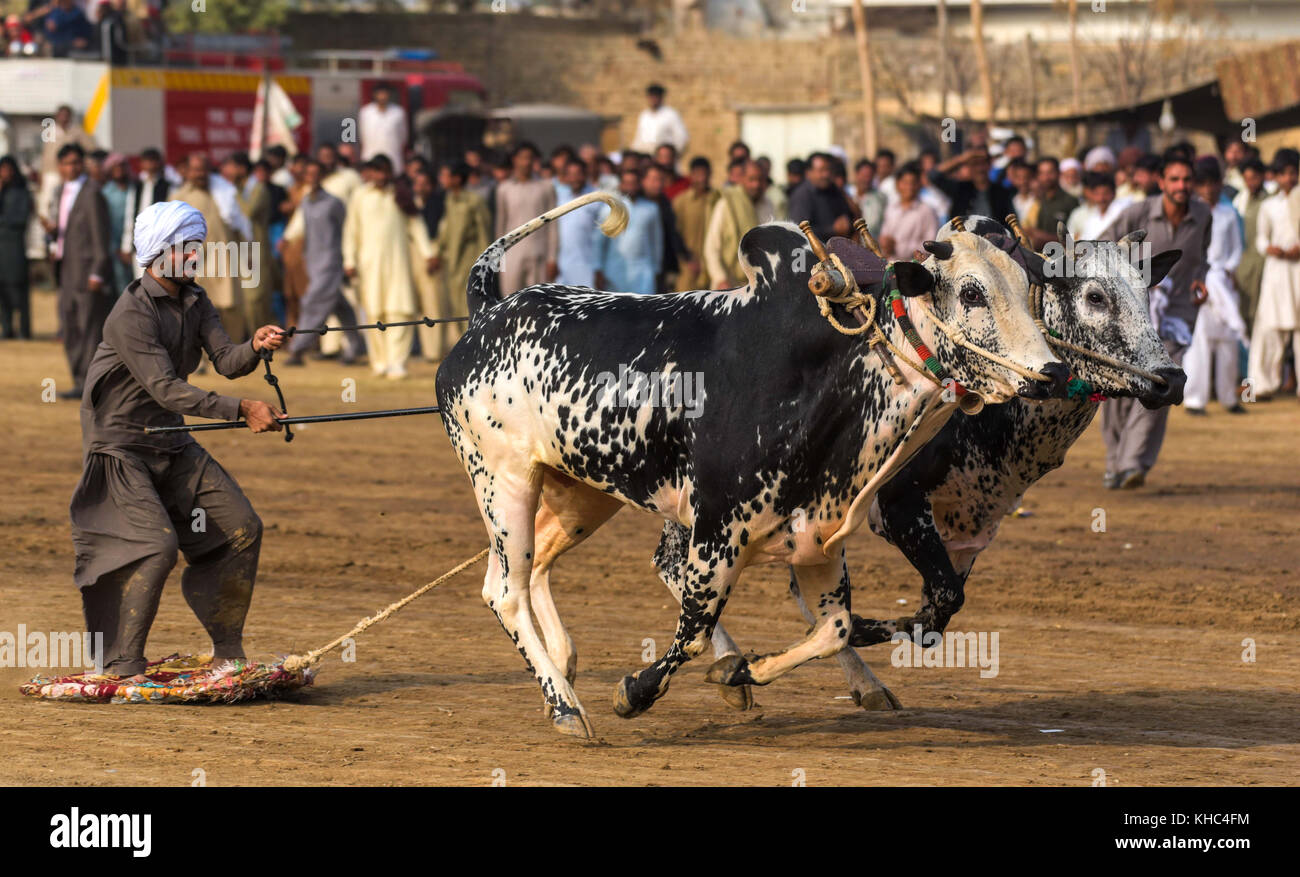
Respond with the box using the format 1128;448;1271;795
466;189;628;319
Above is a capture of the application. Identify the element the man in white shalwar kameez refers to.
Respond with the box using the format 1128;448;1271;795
1185;164;1247;414
343;155;435;379
1247;152;1300;400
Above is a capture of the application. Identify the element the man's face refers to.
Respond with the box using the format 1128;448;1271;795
647;91;662;110
689;165;709;190
140;156;160;178
317;147;337;171
1160;162;1193;205
413;173;434;199
374;88;391;108
1224;141;1246;167
1037;161;1060;191
338;143;358;165
438;167;455;190
1086;183;1114;209
655;145;675;169
741;163;765;201
512;149;535;176
967;151;991;179
895;171;920;202
643;168;666;198
1195;180;1222;206
807;157;832;189
619;171;641;198
1008;164;1030;191
55;108;71;128
58;152;83;182
855;164;874;193
874;155;894;179
562;162;586;190
1276;165;1299;194
1132;167;1155;194
220;160;240;184
185;156;209;187
303;162;321;189
1242;167;1264;195
1005;140;1026;161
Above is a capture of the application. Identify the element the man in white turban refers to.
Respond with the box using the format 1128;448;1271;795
69;199;288;678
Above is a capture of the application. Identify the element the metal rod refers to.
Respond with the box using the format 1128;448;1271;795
144;406;442;435
279;316;468;338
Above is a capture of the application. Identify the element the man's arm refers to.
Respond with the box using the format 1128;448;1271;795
198;295;261;380
105;306;247;421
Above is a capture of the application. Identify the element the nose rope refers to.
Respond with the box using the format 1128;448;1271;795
1003;215;1169;388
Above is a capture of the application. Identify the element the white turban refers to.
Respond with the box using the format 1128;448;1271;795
1059;157;1083;174
1084;146;1116;170
133;200;207;268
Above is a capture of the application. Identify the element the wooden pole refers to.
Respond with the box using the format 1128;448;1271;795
969;0;995;125
937;0;949;132
850;0;878;159
1067;0;1086;151
1024;32;1038;147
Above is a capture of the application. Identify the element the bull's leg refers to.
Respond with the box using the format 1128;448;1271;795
786;566;901;710
530;471;624;693
474;464;594;738
851;488;968;648
705;548;852;687
652;521;753;711
614;530;745;719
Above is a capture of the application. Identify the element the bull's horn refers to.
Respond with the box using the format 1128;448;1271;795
1118;229;1147;245
1056;220;1069;243
923;240;954;260
799;221;829;262
853;218;885;258
1005;214;1033;251
949;216;966;232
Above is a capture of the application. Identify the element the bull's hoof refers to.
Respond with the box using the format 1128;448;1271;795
714;682;756;711
552;709;594;738
704;653;756;687
854;685;903;711
613;674;656;719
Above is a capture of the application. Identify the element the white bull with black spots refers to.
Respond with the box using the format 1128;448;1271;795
651;216;1187;711
435;193;1070;737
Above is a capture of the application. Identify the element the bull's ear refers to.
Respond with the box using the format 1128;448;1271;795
1147;249;1182;287
894;261;935;297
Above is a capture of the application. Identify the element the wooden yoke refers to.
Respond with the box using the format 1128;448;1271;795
800;221;852;298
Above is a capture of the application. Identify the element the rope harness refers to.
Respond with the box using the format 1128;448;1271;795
801;220;1050;412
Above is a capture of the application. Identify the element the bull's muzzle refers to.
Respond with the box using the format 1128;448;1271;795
1017;361;1071;401
1139;366;1187;409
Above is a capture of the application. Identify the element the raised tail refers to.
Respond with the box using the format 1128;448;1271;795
466;189;629;319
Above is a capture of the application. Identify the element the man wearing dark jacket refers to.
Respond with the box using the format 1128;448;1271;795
788;152;855;242
44;143;113;397
927;147;1016;222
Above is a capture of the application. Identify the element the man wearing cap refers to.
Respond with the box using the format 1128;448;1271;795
69;200;286;678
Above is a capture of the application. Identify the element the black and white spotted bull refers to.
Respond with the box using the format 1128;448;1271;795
435;193;1071;737
651;216;1187;711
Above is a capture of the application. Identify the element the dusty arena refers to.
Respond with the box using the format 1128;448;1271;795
2;291;1296;787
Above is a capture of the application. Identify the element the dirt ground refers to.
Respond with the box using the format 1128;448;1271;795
1;289;1296;787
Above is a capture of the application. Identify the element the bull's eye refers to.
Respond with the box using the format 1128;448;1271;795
960;283;987;307
1086;290;1107;307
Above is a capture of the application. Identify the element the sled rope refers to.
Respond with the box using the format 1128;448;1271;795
281;548;489;673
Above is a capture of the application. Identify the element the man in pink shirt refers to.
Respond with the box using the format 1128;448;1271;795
878;163;939;261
